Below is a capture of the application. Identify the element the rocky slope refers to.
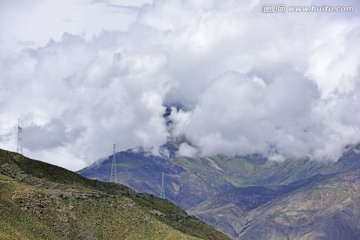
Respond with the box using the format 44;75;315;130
237;170;360;240
0;149;230;240
188;144;360;239
187;174;332;238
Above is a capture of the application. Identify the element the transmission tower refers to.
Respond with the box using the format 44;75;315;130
160;172;165;199
110;144;118;183
17;125;23;155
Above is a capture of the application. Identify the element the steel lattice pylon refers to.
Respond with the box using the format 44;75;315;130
17;125;23;155
160;172;165;199
110;144;117;183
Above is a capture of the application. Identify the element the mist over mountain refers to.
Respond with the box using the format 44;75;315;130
77;140;327;209
1;1;360;240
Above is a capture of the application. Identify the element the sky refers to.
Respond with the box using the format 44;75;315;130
0;0;360;171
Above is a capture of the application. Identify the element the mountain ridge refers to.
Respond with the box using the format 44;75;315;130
79;142;327;209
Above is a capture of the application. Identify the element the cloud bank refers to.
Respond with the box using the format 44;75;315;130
0;0;360;170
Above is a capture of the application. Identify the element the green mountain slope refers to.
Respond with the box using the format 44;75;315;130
0;149;230;240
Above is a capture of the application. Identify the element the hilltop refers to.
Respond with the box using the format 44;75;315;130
0;148;229;240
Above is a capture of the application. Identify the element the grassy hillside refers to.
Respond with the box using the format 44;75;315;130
0;149;230;240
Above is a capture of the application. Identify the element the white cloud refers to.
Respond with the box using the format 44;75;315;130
1;0;360;170
178;143;198;157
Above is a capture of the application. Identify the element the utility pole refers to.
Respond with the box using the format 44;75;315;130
160;172;165;199
110;144;117;183
17;125;23;155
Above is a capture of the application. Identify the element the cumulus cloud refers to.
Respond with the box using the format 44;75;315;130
0;0;360;170
0;30;170;169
